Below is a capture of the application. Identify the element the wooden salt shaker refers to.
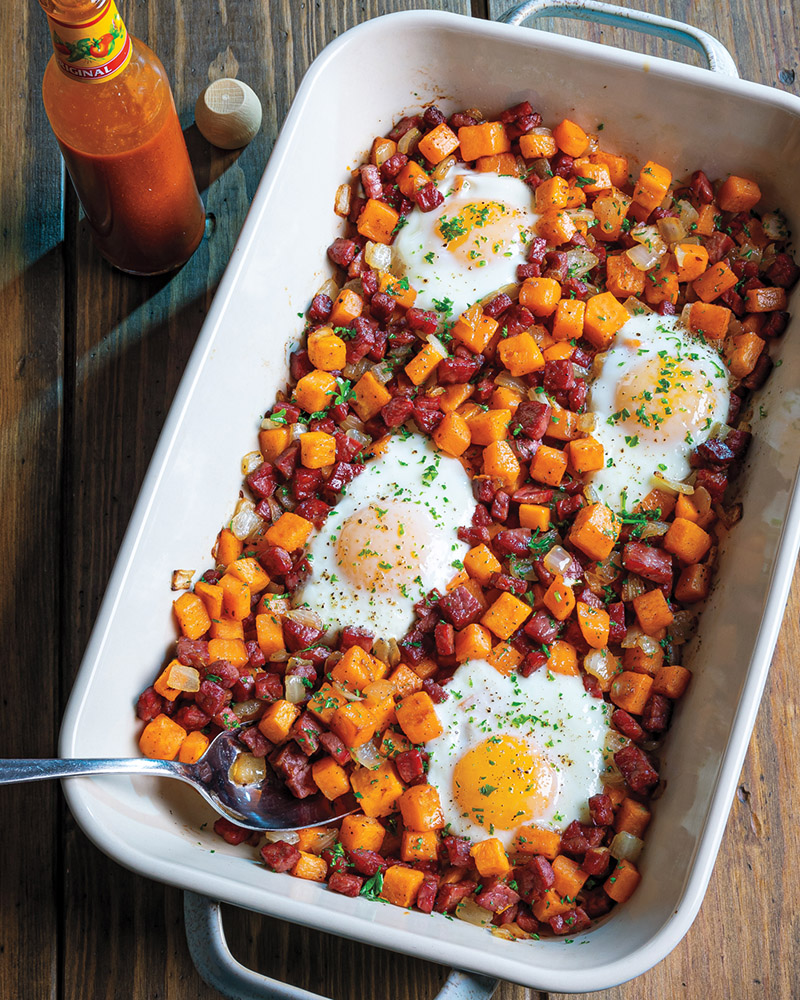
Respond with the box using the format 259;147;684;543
195;78;262;150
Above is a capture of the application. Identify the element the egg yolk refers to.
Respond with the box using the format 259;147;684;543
452;735;558;831
436;198;528;268
612;352;723;444
335;501;430;592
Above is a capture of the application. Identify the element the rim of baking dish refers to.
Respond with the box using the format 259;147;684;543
61;10;800;993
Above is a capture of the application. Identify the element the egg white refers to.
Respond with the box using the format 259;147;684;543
294;433;474;641
588;313;730;513
426;659;613;848
392;164;540;320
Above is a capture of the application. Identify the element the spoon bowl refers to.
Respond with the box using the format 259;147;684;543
0;728;356;831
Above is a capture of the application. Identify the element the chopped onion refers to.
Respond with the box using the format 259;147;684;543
680;302;693;327
583;483;601;507
674;199;699;226
268;649;289;663
432;154;457;182
564;246;599;279
577;411;597;434
230;498;262;541
230;753;267;786
653;470;695;495
364;241;392;271
565;207;597;225
343;358;370;381
325;651;343;671
285;608;323;630
656;215;687;245
762;211;789;241
669;610;697;644
241;450;264;476
543;544;572;577
351;739;383;770
263;829;299;845
426;333;449;358
340;413;365;433
373;637;401;668
231;698;264;723
610;831;644;862
370;360;394;385
735;243;763;268
334;183;351;218
623;296;653;316
364;679;395;702
345;428;371;450
167;662;200;692
604;729;632;756
621;573;647;603
316;277;339;301
398;126;422;155
309;828;338;853
626;241;664;271
289;422;308;442
584;648;618;689
530;156;554;180
638;519;669;539
170;569;194;591
714;501;743;529
495;371;529;395
371;139;395;169
621;624;660;654
284;674;309;705
455;899;492;927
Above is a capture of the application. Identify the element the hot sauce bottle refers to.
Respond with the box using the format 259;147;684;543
39;0;206;275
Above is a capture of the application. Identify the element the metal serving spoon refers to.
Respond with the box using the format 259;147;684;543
0;729;355;831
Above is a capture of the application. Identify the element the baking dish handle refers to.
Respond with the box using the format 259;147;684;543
498;0;739;78
184;892;499;1000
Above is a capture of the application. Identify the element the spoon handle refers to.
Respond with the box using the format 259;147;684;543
0;758;186;784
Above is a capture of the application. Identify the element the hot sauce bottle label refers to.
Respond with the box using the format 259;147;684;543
47;1;132;82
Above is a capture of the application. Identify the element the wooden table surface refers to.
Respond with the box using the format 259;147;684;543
3;1;798;997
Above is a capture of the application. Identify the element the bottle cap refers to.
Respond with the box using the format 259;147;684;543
195;78;263;150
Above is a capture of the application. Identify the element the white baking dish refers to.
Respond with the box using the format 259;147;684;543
60;3;800;993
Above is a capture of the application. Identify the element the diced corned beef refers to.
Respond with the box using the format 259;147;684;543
512;400;552;440
370;291;395;322
232;671;256;702
434;621;455;657
689;170;714;204
515;903;539;933
388;115;421;141
550;907;592;935
196;680;226;717
582;845;612;876
588;793;614;827
328;872;363;897
255;672;283;702
612;708;645;742
558;822;590;858
517;262;540;281
642;693;672;733
704;232;735;265
544;359;576;392
315;733;348;768
449;111;479;128
172;704;211;732
416;875;439;914
694;467;728;502
607;602;626;643
406;307;439;336
239;725;273;757
283;618;323;652
494;527;534;556
724;428;752;458
261;840;301;872
524;610;561;644
422;105;447;128
416;182;444;212
511;486;553;505
339;625;374;653
348;848;387;877
290;712;324;756
576;586;604;610
568;381;588;412
440;835;472;867
438;353;482;383
289;350;313;382
422;678;448;704
501;304;535;338
395;749;427;784
490;572;528;596
136;686;163;722
203;658;239;688
347;245;365;276
516;856;555;903
412;397;444;433
258;545;293;579
555;494;585;520
381;152;408;179
327;238;359;268
475;879;521;913
177;637;210;669
246;461;276;499
214;817;251;845
292;467;324;500
550;152;574;178
582;672;603;699
766;252;800;289
614;743;660;792
360;164;383;200
484;292;514;318
490;490;511;522
583;888;614;919
741;353;773;391
696;437;735;467
435;880;477;913
458;525;490;546
380;396;413;428
274;443;300;481
438;585;483;627
308;293;333;323
399;628;427;666
285;763;317;799
622;541;673;585
519;650;548;676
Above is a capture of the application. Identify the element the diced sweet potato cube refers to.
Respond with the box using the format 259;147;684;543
692;262;737;303
291;851;328;882
395;691;443;743
584;292;630;349
536;209;577;245
350;760;405;817
552;855;589;899
590;149;629;188
717;175;761;213
195;580;224;620
405;341;446;386
258;699;301;743
482;440;521;491
673;243;709;283
577;602;610;649
433;412;471;457
569;503;621;561
441;382;475;412
568;436;604;473
632;160;672;212
543;575;575;622
256;611;285;659
215;527;243;567
265;511;314;551
534;176;569;213
294;369;339;413
689;301;731;341
330;702;377;748
464;543;502;585
552;298;585;341
519;503;550;532
546;640;579;676
633;588;674;634
398;784;445;831
388;664;424;699
397;160;429;198
513;825;561;858
259;426;292;463
552;118;589;157
572;157;612;193
418;122;460;164
615;798;651;838
653;664;692;699
606;253;645;298
519;131;557;158
378;271;417;310
154;659;184;702
451;304;498;353
468;408;512;445
219;573;250;620
331;645;383;695
353;370;392;421
139;714;187;760
610;671;653;715
481;592;532;640
470;837;511;877
173;592;211;640
532;888;573;921
401;830;439;862
300;431;336;469
604;858;641;902
530;444;568;486
455;623;493;663
226;556;270;593
207;637;248;668
458;121;510;161
178;731;209;764
497;331;546;376
339;814;385;853
311;756;351;801
487;641;523;676
663;517;712;563
357;198;400;244
380;865;425;907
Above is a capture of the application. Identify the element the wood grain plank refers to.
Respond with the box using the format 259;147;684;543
0;3;64;999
